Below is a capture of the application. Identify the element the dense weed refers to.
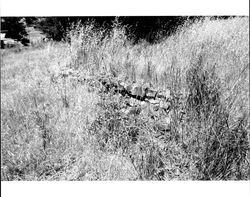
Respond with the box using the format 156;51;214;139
1;17;249;180
183;53;249;180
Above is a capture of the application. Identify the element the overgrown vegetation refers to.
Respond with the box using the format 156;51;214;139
1;16;249;180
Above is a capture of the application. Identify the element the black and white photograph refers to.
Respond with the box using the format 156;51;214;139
1;0;249;196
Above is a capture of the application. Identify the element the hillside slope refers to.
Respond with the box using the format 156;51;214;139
1;17;249;180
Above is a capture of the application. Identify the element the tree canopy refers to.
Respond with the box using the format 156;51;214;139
1;17;30;45
35;16;192;43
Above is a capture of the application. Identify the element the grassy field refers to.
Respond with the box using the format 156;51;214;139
1;16;249;180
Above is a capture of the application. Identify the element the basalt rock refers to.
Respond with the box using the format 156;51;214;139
96;76;176;124
97;77;173;103
58;70;181;133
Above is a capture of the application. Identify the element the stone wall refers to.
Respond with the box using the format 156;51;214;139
96;76;174;124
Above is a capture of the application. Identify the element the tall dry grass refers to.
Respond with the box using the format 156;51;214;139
1;16;249;180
